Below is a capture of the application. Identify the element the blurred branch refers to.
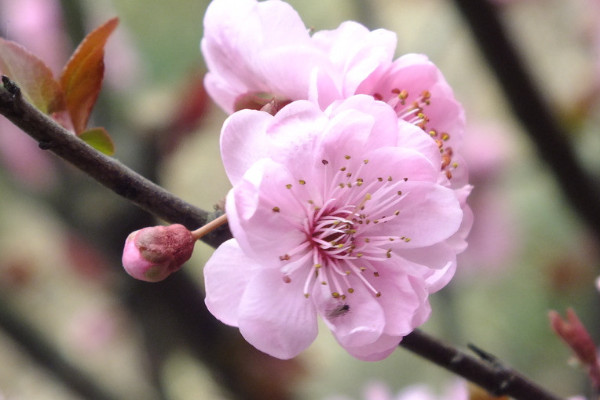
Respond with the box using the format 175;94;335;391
401;331;564;400
452;0;600;242
0;297;119;400
0;76;230;248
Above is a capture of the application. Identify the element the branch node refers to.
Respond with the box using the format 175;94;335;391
2;75;21;98
468;343;514;396
38;140;53;150
450;351;464;365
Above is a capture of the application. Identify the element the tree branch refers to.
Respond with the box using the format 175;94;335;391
401;330;565;400
451;0;600;241
0;76;231;248
0;76;565;400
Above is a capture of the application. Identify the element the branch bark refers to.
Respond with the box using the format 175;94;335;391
401;330;565;400
0;76;230;247
0;76;566;400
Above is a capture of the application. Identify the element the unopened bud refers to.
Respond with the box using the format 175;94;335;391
122;224;195;282
549;308;600;390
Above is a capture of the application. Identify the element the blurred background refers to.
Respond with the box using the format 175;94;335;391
0;0;599;399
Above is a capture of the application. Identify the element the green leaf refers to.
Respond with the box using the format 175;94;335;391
0;38;65;114
59;17;119;134
79;127;115;156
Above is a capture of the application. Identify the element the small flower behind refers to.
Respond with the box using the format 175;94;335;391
204;96;464;360
201;0;472;255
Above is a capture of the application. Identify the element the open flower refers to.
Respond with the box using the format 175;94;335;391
201;1;464;168
201;0;396;114
204;96;464;360
201;0;471;251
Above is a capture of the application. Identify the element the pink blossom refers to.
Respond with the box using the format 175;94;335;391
122;224;195;282
201;0;396;113
201;0;472;253
204;96;464;360
201;1;465;179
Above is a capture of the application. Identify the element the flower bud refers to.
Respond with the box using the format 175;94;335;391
122;224;195;282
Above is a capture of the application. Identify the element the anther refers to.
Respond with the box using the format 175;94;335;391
272;206;280;212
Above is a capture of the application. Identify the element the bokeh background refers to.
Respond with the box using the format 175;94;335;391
1;0;600;399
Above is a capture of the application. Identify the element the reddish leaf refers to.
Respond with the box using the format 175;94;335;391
0;38;65;114
59;17;119;134
79;127;115;155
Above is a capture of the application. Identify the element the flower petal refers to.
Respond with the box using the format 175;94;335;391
226;158;312;267
373;181;462;247
370;267;430;336
315;278;385;348
201;0;321;112
220;101;326;185
203;239;260;326
238;268;318;359
311;21;396;98
344;333;401;361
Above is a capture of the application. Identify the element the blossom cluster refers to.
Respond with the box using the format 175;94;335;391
201;0;472;361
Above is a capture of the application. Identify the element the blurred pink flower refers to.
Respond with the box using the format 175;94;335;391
457;123;519;275
68;306;122;354
201;0;395;114
326;380;468;400
0;0;67;188
0;0;69;74
204;96;465;360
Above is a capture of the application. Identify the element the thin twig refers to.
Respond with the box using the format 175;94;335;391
401;330;565;400
0;76;566;400
451;0;600;241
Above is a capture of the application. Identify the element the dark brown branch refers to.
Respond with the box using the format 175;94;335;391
451;0;600;241
0;76;230;247
0;76;564;400
401;330;565;400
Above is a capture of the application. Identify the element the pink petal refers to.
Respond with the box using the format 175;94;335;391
220;109;273;185
220;101;325;185
201;0;322;112
344;333;401;361
203;239;260;326
238;268;318;359
398;243;457;293
370;267;430;336
373;182;462;247
357;54;465;151
314;280;385;348
311;21;396;97
226;159;313;267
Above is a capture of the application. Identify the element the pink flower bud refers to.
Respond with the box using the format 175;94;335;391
122;224;195;282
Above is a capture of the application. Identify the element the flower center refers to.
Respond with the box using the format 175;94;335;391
373;88;458;180
275;156;412;301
